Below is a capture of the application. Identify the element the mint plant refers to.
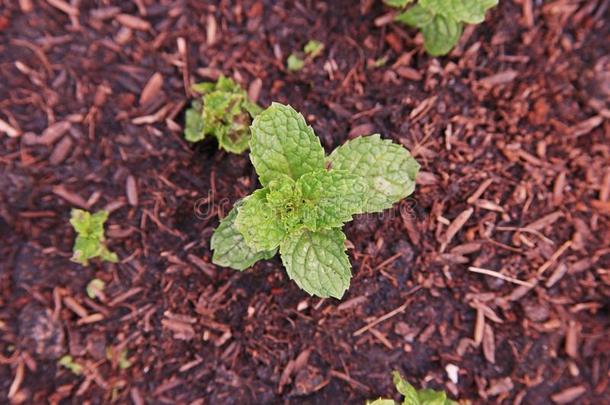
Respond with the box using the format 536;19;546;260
387;0;498;56
70;209;117;266
184;76;262;153
211;103;419;299
287;40;325;72
368;371;457;405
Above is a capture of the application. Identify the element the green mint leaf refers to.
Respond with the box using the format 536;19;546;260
287;54;305;71
70;209;118;266
86;278;105;299
417;389;450;405
279;229;351;299
419;0;498;24
304;40;324;58
384;0;414;8
235;188;287;251
421;14;463;56
368;400;396;405
327;134;419;213
211;202;276;270
185;76;259;153
297;169;368;229
392;371;420;405
184;101;205;142
396;4;435;28
250;103;325;186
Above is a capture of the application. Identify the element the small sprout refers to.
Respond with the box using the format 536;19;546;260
184;76;262;153
388;0;498;56
58;355;83;375
70;209;117;266
372;56;389;68
211;103;419;299
107;347;132;370
86;278;106;300
304;40;324;58
368;371;458;404
287;53;305;71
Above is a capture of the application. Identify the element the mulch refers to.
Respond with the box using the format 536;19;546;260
1;0;609;404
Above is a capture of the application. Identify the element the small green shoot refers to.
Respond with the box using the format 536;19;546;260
107;347;132;370
211;103;419;299
58;355;83;375
287;54;305;71
70;209;117;266
368;371;457;405
287;40;325;71
86;278;106;300
388;0;498;56
184;76;262;153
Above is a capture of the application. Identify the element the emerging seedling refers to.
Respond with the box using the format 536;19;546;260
211;103;419;299
287;40;325;71
70;209;117;266
184;76;262;153
58;355;83;375
368;371;457;405
86;278;106;300
386;0;498;56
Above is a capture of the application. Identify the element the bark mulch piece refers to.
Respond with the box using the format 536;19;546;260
1;0;609;404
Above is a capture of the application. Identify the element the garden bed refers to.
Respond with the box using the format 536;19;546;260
0;0;609;404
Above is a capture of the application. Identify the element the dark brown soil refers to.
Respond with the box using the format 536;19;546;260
1;1;609;404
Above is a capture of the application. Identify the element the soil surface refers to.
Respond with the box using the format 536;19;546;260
1;1;609;404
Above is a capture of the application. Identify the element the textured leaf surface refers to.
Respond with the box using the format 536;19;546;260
70;209;118;266
297;169;368;229
184;76;259;153
392;371;420;405
280;229;351;299
211;202;276;270
234;189;286;251
384;0;414;8
396;4;434;27
250;103;325;186
421;14;463;56
327;134;420;212
420;0;498;24
367;400;396;405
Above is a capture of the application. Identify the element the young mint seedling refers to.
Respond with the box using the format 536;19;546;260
184;76;262;153
211;103;419;299
70;209;117;266
388;0;498;56
368;371;457;405
287;40;325;71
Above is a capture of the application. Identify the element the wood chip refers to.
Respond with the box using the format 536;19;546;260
440;208;473;251
49;136;73;165
52;185;88;208
474;307;485;345
525;210;563;231
551;385;586;404
569;115;602;138
47;0;79;16
469;266;535;287
482;324;495;363
565;320;580;358
126;175;138;206
467;178;493;204
24;121;71;145
140;73;164;106
480;70;518;87
248;78;262;103
0;118;20;137
116;14;151;31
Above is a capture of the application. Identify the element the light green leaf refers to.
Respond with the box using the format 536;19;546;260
327;134;419;213
287;54;305;71
393;371;420;405
185;76;260;153
211;202;276;270
86;278;105;300
59;355;83;375
368;400;396;405
70;209;118;266
419;0;498;24
304;40;324;58
235;188;286;251
384;0;414;8
184;101;205;142
297;169;368;229
417;389;449;405
396;4;435;28
250;103;325;186
421;14;463;56
279;229;351;299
